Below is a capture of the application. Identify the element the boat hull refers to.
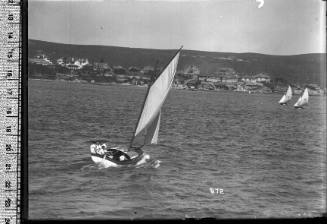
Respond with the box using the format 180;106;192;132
91;152;150;168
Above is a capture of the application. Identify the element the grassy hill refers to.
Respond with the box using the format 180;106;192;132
28;39;326;88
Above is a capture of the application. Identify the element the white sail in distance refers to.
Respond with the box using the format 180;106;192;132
131;47;182;146
294;88;309;108
279;85;292;104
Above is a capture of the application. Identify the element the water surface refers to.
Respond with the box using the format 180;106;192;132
29;79;326;219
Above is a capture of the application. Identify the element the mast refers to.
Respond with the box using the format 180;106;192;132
129;46;183;148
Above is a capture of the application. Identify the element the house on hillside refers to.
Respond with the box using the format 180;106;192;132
219;73;239;83
94;62;110;71
115;74;129;83
141;66;154;74
66;64;80;70
73;58;89;69
206;77;220;83
56;57;90;69
241;73;271;83
103;67;114;77
29;53;53;66
57;58;64;66
198;74;209;81
253;73;271;83
210;67;239;83
243;75;266;83
183;65;200;79
241;75;256;83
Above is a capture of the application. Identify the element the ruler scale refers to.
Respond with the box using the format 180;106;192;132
0;0;22;224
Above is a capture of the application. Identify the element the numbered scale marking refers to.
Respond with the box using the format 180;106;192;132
0;0;22;224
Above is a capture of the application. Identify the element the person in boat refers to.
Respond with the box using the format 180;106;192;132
101;143;107;151
90;142;106;155
91;142;132;161
90;144;97;154
95;143;106;155
105;147;131;161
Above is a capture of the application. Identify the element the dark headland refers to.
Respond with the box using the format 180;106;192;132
28;39;326;95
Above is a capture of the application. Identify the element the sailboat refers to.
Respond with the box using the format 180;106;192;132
90;46;182;167
294;88;309;109
278;85;292;105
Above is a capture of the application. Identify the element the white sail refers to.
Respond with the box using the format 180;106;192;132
294;88;309;108
132;48;181;145
302;88;309;104
144;111;161;144
279;85;292;104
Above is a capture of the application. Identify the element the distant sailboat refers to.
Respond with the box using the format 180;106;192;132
294;88;309;109
90;46;182;167
279;85;292;105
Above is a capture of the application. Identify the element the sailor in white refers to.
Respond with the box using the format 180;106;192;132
90;144;97;154
90;142;107;155
91;143;131;161
101;143;107;150
96;144;106;155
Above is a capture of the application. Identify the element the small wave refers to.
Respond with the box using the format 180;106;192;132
304;179;323;185
135;159;161;169
84;156;161;171
156;143;176;151
80;164;98;171
152;160;161;168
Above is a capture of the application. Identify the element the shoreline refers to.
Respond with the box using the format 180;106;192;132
28;78;326;96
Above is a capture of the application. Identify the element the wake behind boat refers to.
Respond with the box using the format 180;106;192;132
294;88;309;109
279;85;292;105
90;46;182;168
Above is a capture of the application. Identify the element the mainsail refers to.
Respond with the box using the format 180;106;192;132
130;47;182;147
279;85;292;104
143;111;161;144
294;88;309;108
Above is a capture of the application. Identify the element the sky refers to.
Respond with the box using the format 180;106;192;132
28;0;326;55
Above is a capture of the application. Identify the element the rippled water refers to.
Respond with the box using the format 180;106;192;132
28;79;326;219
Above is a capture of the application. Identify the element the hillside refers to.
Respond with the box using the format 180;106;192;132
28;39;326;87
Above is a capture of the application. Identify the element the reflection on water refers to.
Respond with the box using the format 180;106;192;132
29;80;326;219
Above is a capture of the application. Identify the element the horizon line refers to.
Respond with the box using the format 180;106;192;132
28;38;326;57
